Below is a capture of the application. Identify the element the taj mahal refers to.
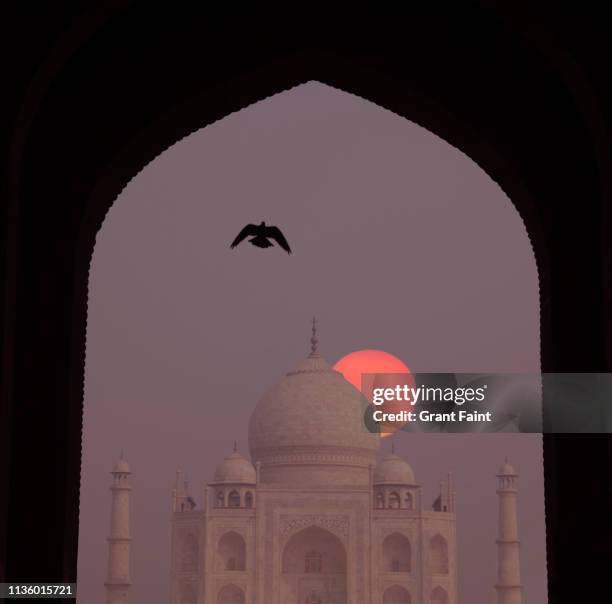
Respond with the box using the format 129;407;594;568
103;327;523;604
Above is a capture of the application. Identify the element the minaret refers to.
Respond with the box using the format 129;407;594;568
105;454;132;604
172;469;186;512
172;468;195;513
496;459;522;604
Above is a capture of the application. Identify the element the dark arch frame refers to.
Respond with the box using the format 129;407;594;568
1;5;611;602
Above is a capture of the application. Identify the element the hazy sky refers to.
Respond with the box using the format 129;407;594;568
78;82;546;603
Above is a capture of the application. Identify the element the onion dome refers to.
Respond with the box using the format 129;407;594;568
248;319;379;485
374;452;416;485
498;458;517;476
113;454;130;473
213;446;256;484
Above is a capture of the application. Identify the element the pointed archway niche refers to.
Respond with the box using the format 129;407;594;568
79;82;545;604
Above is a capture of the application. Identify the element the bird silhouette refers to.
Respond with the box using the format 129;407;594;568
230;221;292;254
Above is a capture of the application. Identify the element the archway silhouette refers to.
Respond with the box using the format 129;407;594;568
77;81;543;604
5;11;611;603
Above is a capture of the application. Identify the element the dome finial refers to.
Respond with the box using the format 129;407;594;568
233;440;238;453
309;316;319;357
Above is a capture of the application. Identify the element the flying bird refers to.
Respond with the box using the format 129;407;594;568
230;221;292;254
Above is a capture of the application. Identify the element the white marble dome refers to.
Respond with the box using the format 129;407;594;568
374;453;416;485
248;348;380;485
213;450;256;484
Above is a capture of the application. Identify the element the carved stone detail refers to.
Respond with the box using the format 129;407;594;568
215;525;247;540
279;514;349;538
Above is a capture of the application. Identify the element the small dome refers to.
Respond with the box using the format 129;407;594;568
214;450;256;484
498;459;517;476
113;458;130;473
374;453;416;485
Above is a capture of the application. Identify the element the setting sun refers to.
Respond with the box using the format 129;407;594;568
334;349;413;437
334;349;411;389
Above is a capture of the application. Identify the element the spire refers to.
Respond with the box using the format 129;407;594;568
437;471;455;513
173;468;195;513
309;316;319;357
391;439;395;455
233;440;238;453
447;471;456;511
174;469;185;496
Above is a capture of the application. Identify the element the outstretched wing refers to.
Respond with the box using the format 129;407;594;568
230;224;257;249
265;225;292;254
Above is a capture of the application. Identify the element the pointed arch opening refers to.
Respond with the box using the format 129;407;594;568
388;492;401;509
227;490;241;508
180;532;198;572
383;532;411;572
430;534;449;574
383;584;411;604
431;586;449;604
282;526;347;603
217;584;245;604
217;531;246;572
404;491;413;510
